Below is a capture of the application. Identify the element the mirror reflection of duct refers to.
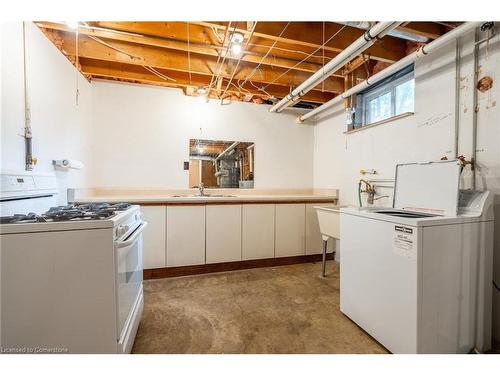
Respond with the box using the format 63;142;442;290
215;155;240;188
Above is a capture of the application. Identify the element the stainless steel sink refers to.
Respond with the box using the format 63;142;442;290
171;194;236;198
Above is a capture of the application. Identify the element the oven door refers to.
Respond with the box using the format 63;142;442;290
115;221;147;344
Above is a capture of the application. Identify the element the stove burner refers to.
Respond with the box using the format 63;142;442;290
0;213;47;224
1;202;132;224
75;202;132;212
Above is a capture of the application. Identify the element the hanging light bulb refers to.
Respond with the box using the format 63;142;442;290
230;32;244;44
230;43;243;56
229;32;244;56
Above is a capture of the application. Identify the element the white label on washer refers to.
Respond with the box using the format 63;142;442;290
393;225;415;258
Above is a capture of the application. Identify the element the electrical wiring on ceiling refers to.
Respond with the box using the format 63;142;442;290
236;22;291;91
187;22;192;85
219;22;258;101
206;22;233;98
143;66;177;82
86;34;140;59
258;24;347;93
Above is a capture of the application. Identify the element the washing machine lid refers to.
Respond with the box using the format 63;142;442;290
393;160;461;216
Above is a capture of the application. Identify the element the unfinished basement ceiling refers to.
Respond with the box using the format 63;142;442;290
36;21;459;107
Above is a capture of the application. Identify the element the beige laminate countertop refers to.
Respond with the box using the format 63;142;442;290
73;194;337;205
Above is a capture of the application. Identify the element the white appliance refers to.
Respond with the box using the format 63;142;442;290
340;160;494;354
0;171;58;215
0;172;145;354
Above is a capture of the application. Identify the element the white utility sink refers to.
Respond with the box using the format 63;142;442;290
314;205;347;277
314;205;346;241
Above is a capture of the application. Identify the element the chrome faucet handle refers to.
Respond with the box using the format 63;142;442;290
198;183;205;196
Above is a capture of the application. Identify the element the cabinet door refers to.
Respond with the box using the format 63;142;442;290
305;203;336;255
206;205;242;264
275;204;306;257
140;206;166;269
166;205;206;267
242;204;275;260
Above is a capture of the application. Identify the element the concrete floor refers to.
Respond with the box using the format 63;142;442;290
132;261;386;354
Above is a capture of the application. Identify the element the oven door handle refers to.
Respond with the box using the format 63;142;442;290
116;221;148;248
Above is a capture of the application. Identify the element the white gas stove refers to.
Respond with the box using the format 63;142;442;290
0;172;145;353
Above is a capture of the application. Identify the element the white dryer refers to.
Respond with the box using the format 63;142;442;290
340;160;494;354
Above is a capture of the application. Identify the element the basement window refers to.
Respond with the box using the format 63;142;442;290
354;64;415;128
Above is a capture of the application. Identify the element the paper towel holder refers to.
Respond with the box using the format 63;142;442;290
52;159;84;170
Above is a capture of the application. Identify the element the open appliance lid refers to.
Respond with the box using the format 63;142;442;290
393;160;461;216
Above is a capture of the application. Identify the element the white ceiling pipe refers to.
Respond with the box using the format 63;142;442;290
298;21;481;123
269;21;398;113
269;22;402;113
215;142;240;161
339;21;430;43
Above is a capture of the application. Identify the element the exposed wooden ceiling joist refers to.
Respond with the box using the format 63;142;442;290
397;22;451;40
82;58;336;104
35;21;338;77
36;21;455;106
87;21;345;66
194;21;407;64
50;31;345;94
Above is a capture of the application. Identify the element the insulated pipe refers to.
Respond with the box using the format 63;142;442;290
338;22;430;43
269;22;401;113
299;21;481;123
454;38;461;158
215;142;239;161
23;22;34;171
471;27;480;190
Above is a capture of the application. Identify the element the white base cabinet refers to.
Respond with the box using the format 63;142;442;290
206;205;242;264
275;203;306;257
166;205;206;267
242;204;275;260
140;201;334;269
140;206;166;269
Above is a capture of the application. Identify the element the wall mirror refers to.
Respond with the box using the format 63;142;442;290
189;139;255;188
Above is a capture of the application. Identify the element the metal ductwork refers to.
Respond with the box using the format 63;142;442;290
269;22;403;113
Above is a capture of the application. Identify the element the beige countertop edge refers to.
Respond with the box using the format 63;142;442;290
73;195;338;204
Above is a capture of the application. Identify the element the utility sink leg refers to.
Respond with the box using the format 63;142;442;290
322;239;328;277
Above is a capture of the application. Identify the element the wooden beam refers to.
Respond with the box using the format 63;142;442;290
80;58;336;104
54;32;344;93
35;22;337;76
85;21;405;64
195;21;407;63
86;21;340;66
343;54;370;75
397;22;448;40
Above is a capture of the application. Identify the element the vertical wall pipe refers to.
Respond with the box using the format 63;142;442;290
454;38;461;159
471;27;480;190
22;22;34;171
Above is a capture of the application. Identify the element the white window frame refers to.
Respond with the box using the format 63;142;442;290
361;70;415;126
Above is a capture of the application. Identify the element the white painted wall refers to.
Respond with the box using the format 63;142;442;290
312;29;500;342
90;81;314;189
1;22;93;204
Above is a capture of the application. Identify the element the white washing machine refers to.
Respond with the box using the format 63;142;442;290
340;160;494;354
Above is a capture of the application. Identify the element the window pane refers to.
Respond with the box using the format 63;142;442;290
367;92;392;124
395;78;415;115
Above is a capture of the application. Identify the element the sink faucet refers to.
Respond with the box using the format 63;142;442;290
198;182;205;196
